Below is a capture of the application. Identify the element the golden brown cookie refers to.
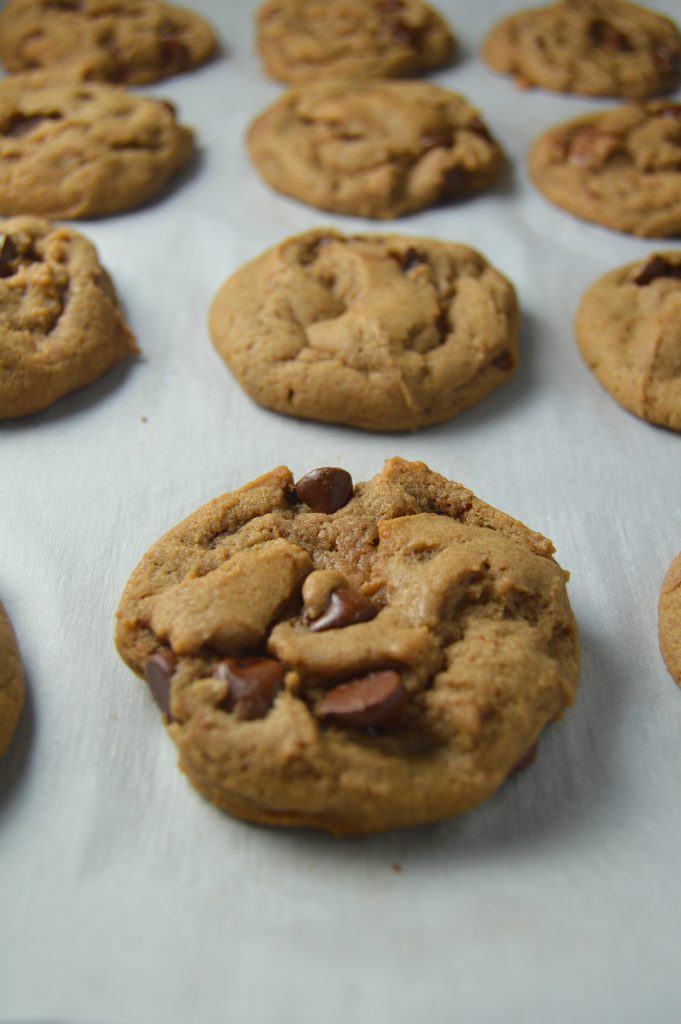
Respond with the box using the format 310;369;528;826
528;102;681;237
0;0;217;84
0;70;195;220
115;458;580;834
484;0;681;98
247;79;505;219
0;602;24;757
575;252;681;430
659;552;681;686
256;0;455;84
209;230;519;432
0;217;138;419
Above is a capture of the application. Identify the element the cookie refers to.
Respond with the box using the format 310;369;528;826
256;0;455;84
484;0;681;99
659;552;681;686
0;0;217;84
0;71;195;220
575;252;681;430
0;217;138;419
528;102;681;237
247;79;505;219
0;602;25;757
209;231;519;432
115;458;579;834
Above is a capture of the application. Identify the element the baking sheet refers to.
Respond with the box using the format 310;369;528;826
1;1;681;1021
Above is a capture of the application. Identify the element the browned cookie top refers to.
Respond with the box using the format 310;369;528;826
0;0;217;84
0;71;195;219
115;459;579;834
575;252;681;430
0;602;25;757
484;0;681;98
529;102;681;237
247;79;505;219
256;0;455;84
0;216;138;419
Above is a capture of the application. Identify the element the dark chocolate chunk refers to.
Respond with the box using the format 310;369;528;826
308;587;377;632
295;467;353;514
213;656;284;720
145;651;178;716
317;670;406;730
634;254;681;286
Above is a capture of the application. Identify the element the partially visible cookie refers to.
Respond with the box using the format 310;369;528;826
659;552;681;686
484;0;681;98
115;458;579;834
0;71;194;219
0;217;138;419
575;252;681;430
256;0;455;84
529;102;681;237
0;0;217;84
247;80;504;219
0;602;24;757
209;230;519;432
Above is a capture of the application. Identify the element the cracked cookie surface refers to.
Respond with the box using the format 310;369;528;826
575;252;681;430
0;602;24;757
247;79;504;219
0;70;194;219
659;552;681;687
208;230;519;432
115;459;580;834
484;0;681;98
256;0;455;84
529;102;681;237
0;216;137;418
0;0;217;84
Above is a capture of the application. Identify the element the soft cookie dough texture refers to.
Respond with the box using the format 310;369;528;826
115;459;580;834
256;0;455;84
575;252;681;430
0;217;137;419
247;80;505;219
0;602;25;757
0;0;217;84
209;231;519;432
0;71;194;220
659;552;681;687
483;0;681;98
529;102;681;237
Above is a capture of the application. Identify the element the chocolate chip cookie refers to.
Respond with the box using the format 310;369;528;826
256;0;455;84
484;0;681;98
0;217;137;419
575;252;681;430
0;70;195;219
659;552;681;687
209;231;519;432
247;80;504;219
0;602;24;757
0;0;217;84
529;102;681;237
115;459;579;834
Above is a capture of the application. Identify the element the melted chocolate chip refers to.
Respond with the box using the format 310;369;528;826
213;656;284;720
589;19;632;52
295;467;353;514
634;254;681;286
145;651;178;716
317;670;406;731
492;350;515;372
308;588;378;632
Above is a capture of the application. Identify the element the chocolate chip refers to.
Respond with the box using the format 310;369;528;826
589;19;632;52
160;38;189;68
295;467;353;514
441;167;468;198
145;651;178;716
317;670;406;731
213;656;284;720
492;350;515;371
507;742;538;778
308;588;377;632
0;234;18;278
399;247;428;272
392;21;418;47
634;254;681;286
